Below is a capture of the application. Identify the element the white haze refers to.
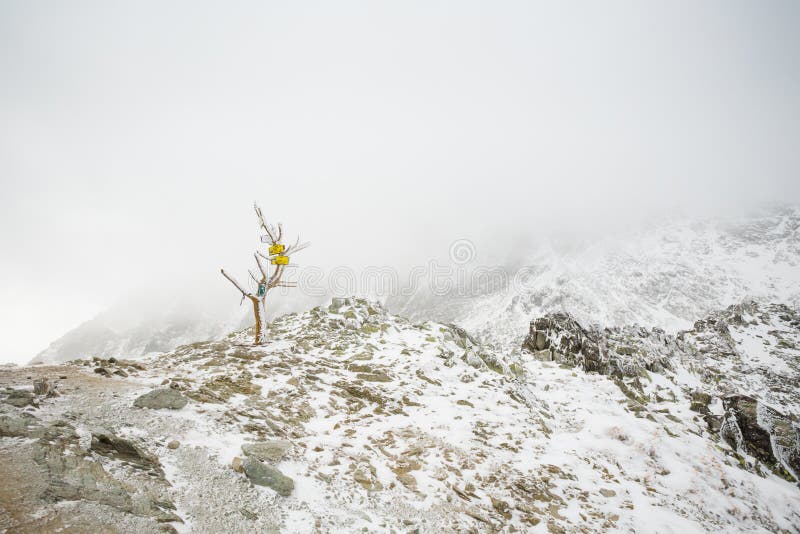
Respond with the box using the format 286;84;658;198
2;0;800;363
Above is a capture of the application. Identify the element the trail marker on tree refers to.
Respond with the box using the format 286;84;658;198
221;203;309;345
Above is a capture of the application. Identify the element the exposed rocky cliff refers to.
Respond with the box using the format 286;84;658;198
522;301;800;484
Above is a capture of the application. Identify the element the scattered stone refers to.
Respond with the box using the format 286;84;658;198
353;466;383;491
114;369;129;378
241;440;291;462
231;456;244;472
167;440;180;450
491;496;512;519
396;472;417;490
599;488;617;498
94;367;111;377
134;388;188;410
33;378;53;396
242;458;294;496
240;508;258;520
356;371;392;382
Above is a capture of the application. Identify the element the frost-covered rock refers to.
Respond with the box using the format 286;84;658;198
522;300;800;487
722;395;799;482
521;313;671;377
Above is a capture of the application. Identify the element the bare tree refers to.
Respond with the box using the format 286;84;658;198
221;203;310;345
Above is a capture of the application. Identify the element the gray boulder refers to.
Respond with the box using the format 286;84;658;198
242;458;294;496
0;413;33;437
3;388;36;408
133;388;187;410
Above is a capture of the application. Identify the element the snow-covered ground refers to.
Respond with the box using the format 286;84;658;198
2;298;798;532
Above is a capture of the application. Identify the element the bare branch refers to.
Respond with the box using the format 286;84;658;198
254;252;269;279
268;264;284;288
285;235;311;255
254;203;276;243
221;268;253;299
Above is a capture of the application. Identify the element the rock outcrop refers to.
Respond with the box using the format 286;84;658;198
521;313;672;377
721;395;799;482
523;301;800;485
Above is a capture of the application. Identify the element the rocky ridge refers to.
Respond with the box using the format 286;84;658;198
1;298;798;532
522;301;800;483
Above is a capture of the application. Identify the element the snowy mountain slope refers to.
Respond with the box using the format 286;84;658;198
2;298;798;532
32;207;800;366
29;311;237;366
392;206;800;350
30;284;327;366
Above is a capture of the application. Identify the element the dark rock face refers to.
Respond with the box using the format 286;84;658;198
523;313;620;376
91;431;163;474
133;388;188;410
522;313;600;370
721;395;799;482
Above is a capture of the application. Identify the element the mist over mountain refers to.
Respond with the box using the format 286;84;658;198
31;206;800;367
393;205;800;349
3;1;800;531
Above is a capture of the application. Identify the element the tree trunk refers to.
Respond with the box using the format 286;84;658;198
251;296;268;345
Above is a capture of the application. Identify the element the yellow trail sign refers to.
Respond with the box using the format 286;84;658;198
271;255;289;265
269;244;285;255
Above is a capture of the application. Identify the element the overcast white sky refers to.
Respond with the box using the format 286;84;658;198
2;0;799;363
